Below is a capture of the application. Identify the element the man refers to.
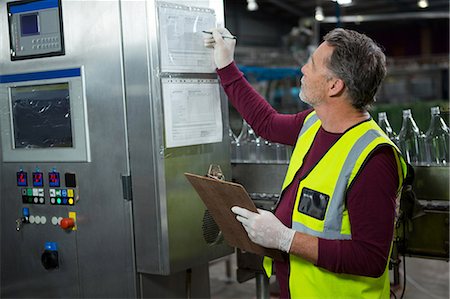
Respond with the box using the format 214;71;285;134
204;28;407;298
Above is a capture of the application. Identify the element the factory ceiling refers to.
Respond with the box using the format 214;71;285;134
227;0;449;23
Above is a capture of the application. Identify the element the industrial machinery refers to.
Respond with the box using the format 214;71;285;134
392;165;449;287
0;0;232;298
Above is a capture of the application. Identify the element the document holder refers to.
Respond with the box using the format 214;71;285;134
185;172;284;261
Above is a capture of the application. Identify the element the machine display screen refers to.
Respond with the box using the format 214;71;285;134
11;83;73;149
17;171;28;186
20;13;39;36
49;172;60;187
32;172;44;187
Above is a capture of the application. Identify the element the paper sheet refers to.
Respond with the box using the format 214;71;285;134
162;78;223;148
158;2;216;73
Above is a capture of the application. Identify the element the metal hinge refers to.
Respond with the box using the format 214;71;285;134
121;175;133;201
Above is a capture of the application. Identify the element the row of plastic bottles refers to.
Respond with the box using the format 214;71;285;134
378;106;449;166
229;120;292;164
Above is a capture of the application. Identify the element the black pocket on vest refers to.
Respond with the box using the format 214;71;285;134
298;187;330;220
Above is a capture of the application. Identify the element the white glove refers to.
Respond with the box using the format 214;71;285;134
203;28;236;69
231;206;296;253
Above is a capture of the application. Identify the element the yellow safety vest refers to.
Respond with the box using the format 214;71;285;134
264;111;407;299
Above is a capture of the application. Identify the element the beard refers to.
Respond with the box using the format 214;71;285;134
299;89;309;104
299;87;318;107
298;82;323;107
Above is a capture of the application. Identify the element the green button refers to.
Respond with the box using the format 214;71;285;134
55;190;62;197
27;189;33;196
56;198;61;204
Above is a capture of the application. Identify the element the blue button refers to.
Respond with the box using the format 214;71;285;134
61;189;67;197
62;198;68;205
44;242;58;251
22;207;30;217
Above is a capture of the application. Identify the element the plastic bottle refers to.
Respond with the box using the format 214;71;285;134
424;106;449;165
377;112;397;142
397;109;425;165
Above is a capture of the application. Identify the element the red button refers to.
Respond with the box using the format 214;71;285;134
60;218;75;230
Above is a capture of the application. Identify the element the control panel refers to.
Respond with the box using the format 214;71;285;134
15;167;79;236
7;0;65;60
16;168;78;207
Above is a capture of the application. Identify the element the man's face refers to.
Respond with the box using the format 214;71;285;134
299;42;334;107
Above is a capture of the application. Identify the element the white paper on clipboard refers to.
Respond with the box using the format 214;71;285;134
162;78;223;148
158;2;216;73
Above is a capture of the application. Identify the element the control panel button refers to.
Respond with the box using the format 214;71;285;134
51;216;58;225
65;173;77;187
60;218;75;230
41;242;59;270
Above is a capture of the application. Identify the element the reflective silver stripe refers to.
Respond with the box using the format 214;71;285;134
292;221;351;239
274;112;320;210
292;129;382;240
324;129;382;236
298;112;319;138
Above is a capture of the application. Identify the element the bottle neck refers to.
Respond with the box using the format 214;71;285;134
401;115;420;133
427;114;450;135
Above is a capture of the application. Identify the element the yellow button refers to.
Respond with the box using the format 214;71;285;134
68;198;74;205
68;189;74;197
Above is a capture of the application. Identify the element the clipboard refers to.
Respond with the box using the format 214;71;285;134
185;173;284;261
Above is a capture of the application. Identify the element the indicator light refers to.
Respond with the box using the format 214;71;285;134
48;172;60;187
32;172;44;187
17;171;28;186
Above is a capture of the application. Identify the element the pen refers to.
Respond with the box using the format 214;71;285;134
202;30;237;40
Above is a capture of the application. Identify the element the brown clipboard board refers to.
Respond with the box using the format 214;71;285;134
185;173;284;261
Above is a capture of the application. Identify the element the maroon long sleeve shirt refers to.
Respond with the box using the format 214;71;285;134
218;62;399;298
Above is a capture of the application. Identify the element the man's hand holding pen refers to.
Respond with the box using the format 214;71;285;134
203;28;236;69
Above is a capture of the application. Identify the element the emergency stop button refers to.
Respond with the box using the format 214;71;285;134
59;218;75;230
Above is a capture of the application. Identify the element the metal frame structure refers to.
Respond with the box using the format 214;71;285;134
0;1;231;298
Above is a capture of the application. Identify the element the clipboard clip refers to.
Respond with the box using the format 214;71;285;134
206;164;225;181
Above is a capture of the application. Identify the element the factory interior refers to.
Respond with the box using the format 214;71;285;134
0;0;448;298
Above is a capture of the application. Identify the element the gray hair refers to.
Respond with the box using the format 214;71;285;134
323;28;386;111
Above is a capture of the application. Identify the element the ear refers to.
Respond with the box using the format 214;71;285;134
328;78;345;97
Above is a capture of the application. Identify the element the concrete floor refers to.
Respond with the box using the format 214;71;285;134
209;255;449;299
